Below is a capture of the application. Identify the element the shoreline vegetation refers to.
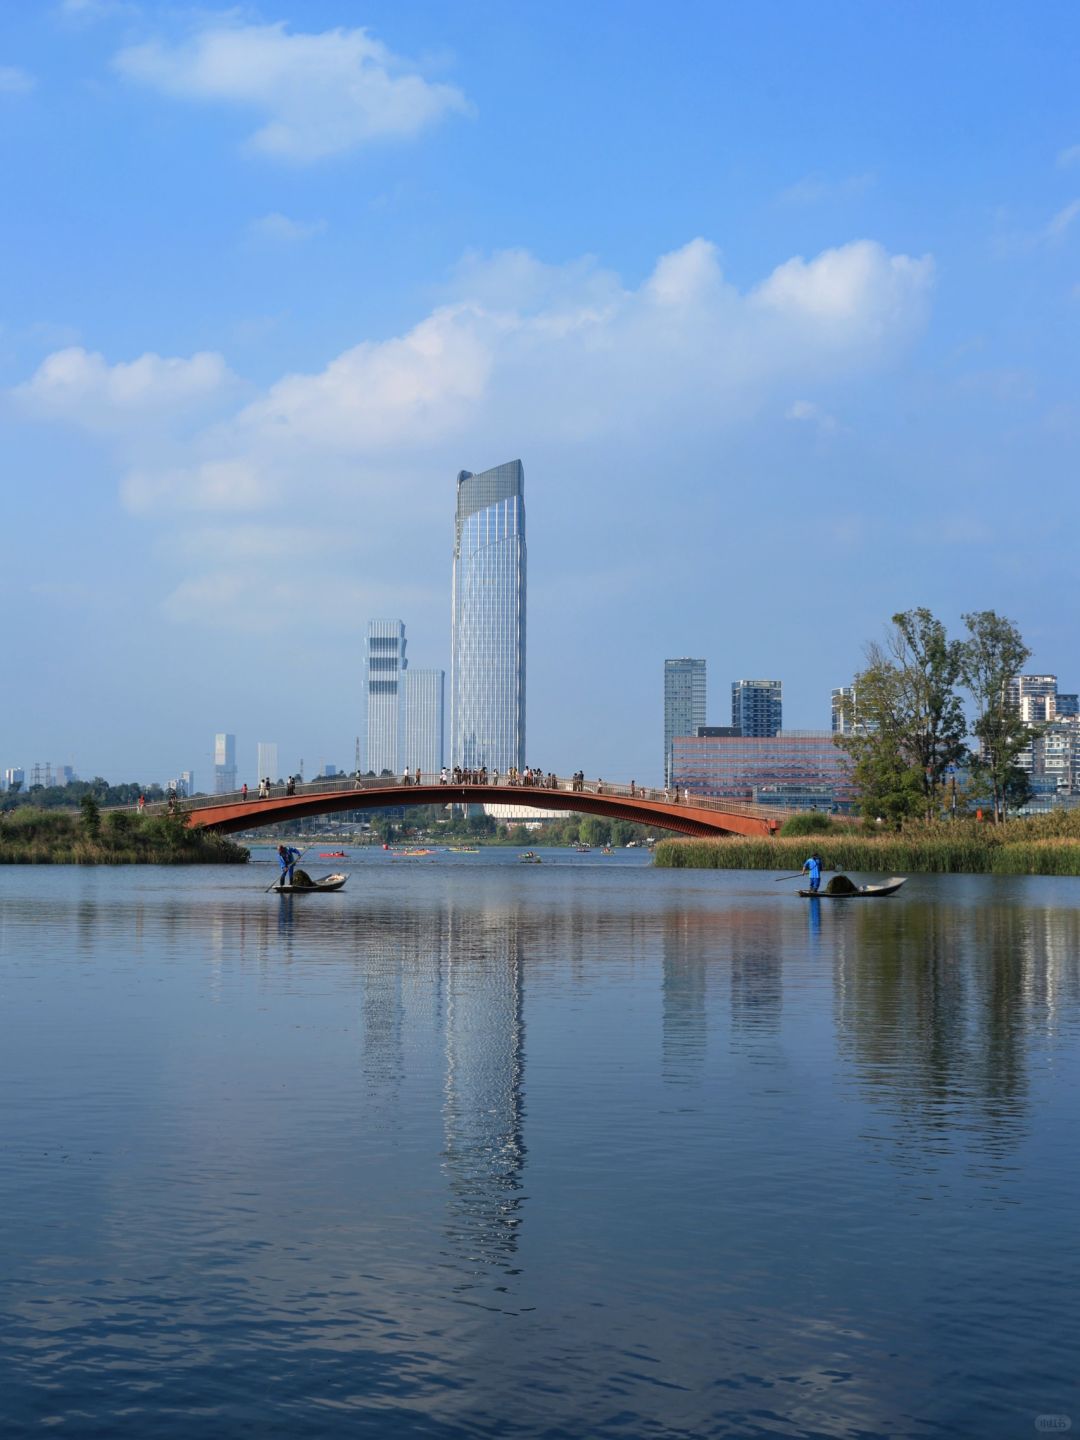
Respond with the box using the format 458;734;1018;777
654;813;1080;876
0;807;249;866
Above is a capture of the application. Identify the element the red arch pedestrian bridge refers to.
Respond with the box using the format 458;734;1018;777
172;775;786;839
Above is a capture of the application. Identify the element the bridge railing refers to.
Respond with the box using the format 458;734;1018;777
145;772;794;823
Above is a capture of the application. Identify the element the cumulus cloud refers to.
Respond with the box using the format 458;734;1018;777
105;237;929;515
10;235;933;631
0;66;35;95
13;346;238;433
113;21;470;160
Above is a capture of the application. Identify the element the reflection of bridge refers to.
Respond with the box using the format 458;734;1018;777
175;774;784;839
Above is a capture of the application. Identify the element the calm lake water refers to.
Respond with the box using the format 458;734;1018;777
1;851;1078;1439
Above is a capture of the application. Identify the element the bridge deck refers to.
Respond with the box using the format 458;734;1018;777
158;774;790;840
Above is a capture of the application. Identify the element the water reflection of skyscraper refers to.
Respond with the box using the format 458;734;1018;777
661;907;785;1082
442;905;526;1290
662;913;709;1081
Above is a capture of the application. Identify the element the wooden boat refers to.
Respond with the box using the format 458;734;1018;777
319;851;348;858
275;873;348;893
799;876;906;899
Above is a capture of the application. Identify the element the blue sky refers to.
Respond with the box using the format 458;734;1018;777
2;1;1079;786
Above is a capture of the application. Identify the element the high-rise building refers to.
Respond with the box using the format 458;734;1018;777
257;741;279;784
831;685;858;734
1056;693;1079;718
403;668;445;778
364;620;406;776
732;679;783;738
214;733;237;793
451;461;526;772
3;766;25;792
1007;674;1058;724
664;659;707;785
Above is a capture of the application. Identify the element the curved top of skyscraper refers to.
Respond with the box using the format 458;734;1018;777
451;461;526;773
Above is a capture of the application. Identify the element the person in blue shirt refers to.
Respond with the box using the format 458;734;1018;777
277;844;301;887
802;853;823;893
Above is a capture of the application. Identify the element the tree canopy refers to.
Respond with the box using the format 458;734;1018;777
837;607;1034;824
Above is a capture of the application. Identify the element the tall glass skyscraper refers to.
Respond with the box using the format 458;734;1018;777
364;620;406;776
664;659;707;786
451;461;526;771
403;668;445;777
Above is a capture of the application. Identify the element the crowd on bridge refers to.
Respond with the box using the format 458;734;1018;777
186;770;702;809
394;765;563;788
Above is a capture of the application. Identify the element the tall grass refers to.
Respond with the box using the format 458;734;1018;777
653;832;1080;876
0;808;248;865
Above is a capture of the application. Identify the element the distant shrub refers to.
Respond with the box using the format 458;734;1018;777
779;813;836;837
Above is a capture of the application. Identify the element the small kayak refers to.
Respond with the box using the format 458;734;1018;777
319;851;348;858
275;873;348;893
800;876;906;899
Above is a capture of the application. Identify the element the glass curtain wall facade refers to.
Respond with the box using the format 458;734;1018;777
731;679;783;737
365;620;406;776
672;732;854;810
214;733;237;793
403;669;445;779
451;462;526;772
664;659;707;786
256;742;278;784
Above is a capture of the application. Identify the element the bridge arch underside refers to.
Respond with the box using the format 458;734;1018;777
185;786;777;839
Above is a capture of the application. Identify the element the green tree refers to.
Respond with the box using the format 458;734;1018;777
80;792;101;838
890;608;968;814
836;609;969;824
959;610;1032;821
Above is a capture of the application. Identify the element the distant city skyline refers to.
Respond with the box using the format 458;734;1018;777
3;5;1079;783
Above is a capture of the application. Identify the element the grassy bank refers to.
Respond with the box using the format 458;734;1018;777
653;830;1080;876
0;808;249;865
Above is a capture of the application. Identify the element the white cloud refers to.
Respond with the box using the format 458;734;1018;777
0;66;35;95
753;241;933;334
10;236;934;633
114;21;470;161
13;346;238;433
122;458;261;513
249;212;327;243
123;237;928;511
1057;144;1080;169
1044;199;1080;243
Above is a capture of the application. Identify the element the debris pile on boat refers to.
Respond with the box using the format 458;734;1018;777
291;868;315;888
824;874;858;895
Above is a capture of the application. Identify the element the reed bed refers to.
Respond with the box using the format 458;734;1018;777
0;809;248;865
653;833;1080;876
